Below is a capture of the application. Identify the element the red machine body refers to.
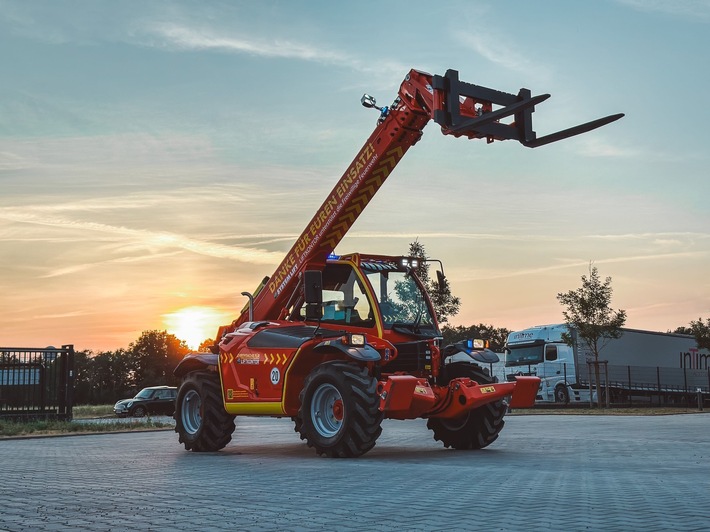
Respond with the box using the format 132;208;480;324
174;69;622;456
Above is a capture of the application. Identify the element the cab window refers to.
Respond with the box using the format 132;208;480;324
545;345;558;361
299;264;375;327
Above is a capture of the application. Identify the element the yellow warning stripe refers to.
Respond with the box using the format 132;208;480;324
224;402;284;415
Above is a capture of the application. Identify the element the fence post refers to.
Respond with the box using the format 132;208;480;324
57;351;66;419
66;345;74;421
587;361;593;408
39;357;46;415
57;345;74;421
627;366;632;406
698;388;704;412
657;367;661;406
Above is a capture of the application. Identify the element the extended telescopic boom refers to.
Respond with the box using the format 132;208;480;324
225;68;623;333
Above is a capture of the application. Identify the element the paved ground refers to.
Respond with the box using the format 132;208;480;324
2;414;710;531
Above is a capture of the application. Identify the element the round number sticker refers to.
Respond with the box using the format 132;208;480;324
270;367;281;385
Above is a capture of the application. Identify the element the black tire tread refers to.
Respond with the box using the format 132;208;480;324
175;371;235;452
298;362;383;458
427;364;507;450
555;384;570;404
132;406;147;417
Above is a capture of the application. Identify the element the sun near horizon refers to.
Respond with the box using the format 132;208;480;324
162;306;233;350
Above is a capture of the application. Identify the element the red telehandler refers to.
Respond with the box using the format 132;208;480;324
173;69;623;457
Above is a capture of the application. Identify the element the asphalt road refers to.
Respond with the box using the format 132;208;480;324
2;414;709;531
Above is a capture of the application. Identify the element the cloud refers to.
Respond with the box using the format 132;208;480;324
149;23;348;62
590;232;709;239
457;250;708;282
0;209;283;269
142;22;408;84
452;30;552;81
40;251;184;278
0;3;407;83
0;150;31;171
576;137;638;158
593;235;697;252
342;231;567;242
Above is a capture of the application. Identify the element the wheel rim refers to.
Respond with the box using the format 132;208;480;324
555;387;567;403
134;406;146;417
181;389;202;435
310;383;344;438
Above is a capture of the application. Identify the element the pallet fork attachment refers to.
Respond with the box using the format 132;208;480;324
432;69;623;147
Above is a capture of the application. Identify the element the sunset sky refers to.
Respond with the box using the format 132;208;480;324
1;0;709;351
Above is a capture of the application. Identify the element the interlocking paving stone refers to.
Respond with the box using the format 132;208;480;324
1;414;709;530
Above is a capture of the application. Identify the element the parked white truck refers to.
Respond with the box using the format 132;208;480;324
505;324;710;404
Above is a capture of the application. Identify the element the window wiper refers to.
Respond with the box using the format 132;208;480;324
391;321;436;338
411;306;423;334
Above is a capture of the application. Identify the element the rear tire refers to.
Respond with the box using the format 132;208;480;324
175;371;235;452
428;363;507;450
298;361;383;457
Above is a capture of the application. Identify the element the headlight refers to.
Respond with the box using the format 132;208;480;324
467;339;487;349
343;334;366;347
399;256;420;269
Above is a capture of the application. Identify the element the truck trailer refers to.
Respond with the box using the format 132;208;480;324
505;324;710;405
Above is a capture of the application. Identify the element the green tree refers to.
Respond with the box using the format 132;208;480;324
672;326;693;335
556;265;627;407
89;348;135;403
688;318;710;351
129;330;190;389
72;349;94;404
407;240;460;324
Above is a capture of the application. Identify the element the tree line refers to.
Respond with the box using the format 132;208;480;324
73;330;190;404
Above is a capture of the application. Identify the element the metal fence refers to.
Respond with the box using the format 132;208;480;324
0;346;74;420
521;361;710;406
578;362;710;392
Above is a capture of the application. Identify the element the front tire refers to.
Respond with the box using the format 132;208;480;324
298;361;383;458
428;363;507;450
132;405;147;417
175;371;235;452
554;384;570;404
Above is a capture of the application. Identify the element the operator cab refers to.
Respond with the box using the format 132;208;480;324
292;254;439;339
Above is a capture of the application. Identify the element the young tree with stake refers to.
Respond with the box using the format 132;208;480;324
557;264;626;407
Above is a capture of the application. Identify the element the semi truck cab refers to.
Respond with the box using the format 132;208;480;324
505;325;588;404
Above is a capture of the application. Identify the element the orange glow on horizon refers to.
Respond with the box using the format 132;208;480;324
162;306;232;350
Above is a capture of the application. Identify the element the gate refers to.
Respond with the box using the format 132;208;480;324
0;345;74;420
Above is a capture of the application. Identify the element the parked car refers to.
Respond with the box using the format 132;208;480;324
113;386;177;417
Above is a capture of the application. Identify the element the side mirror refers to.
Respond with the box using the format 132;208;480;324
304;270;323;320
436;269;447;295
361;94;378;109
